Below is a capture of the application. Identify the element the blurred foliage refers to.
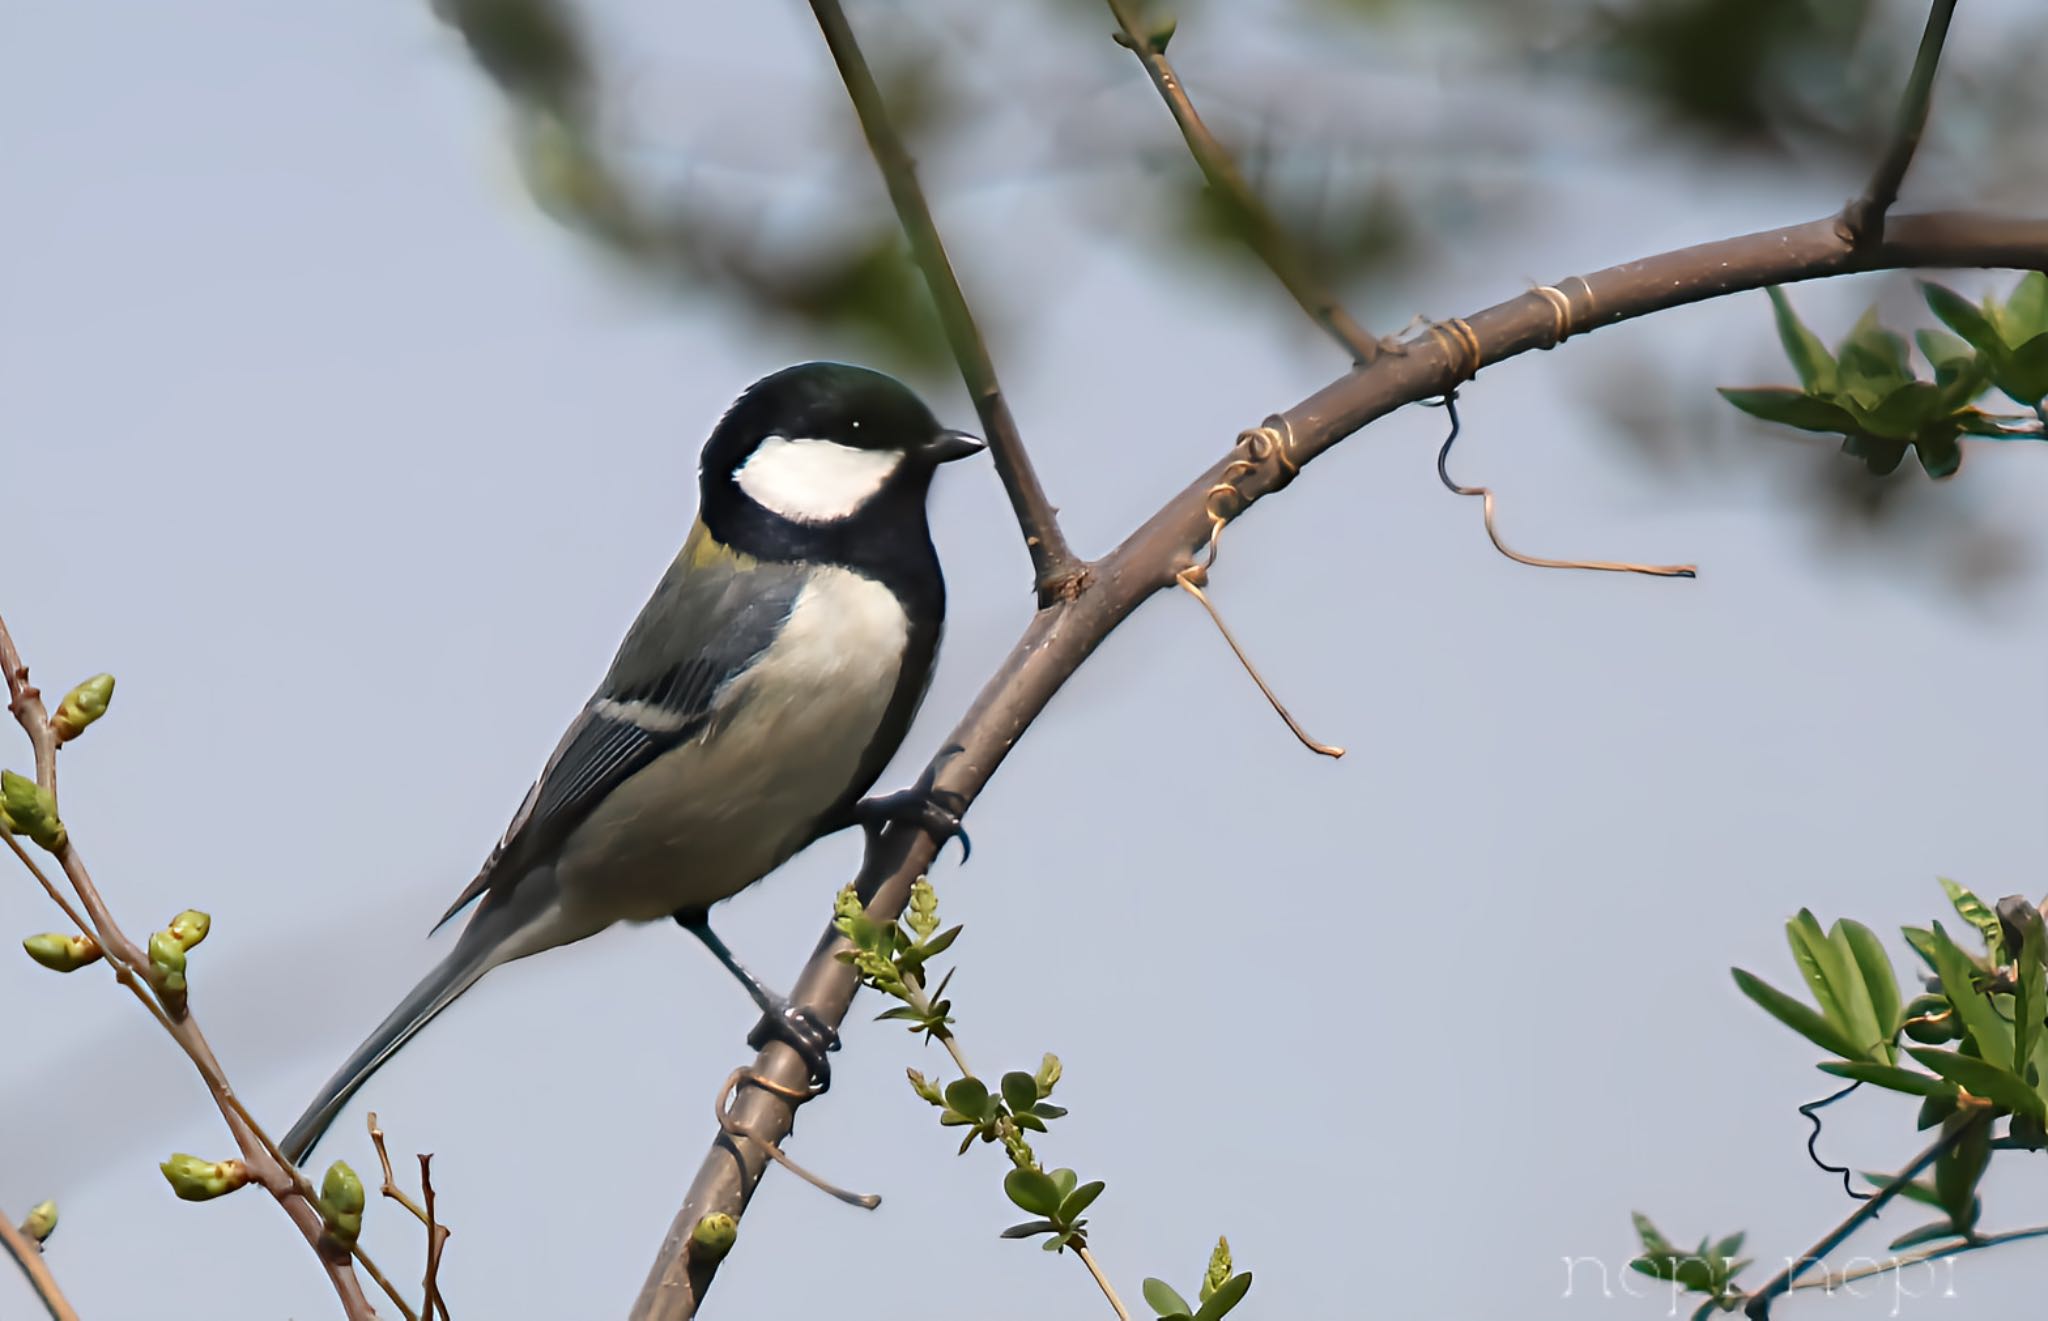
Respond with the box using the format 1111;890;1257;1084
433;0;2046;588
1589;0;1888;150
1640;880;2048;1311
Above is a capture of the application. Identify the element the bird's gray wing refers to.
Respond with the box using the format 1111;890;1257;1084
433;539;809;929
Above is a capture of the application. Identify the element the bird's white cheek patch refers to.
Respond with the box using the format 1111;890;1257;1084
736;436;902;522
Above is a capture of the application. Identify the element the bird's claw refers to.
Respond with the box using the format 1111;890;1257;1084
748;1000;840;1091
854;783;971;862
854;751;972;861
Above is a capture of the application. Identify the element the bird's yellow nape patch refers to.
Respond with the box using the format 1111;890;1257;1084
682;519;757;572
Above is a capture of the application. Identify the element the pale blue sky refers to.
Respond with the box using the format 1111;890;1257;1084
4;2;2046;1319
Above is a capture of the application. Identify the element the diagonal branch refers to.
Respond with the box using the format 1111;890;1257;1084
1102;0;1383;364
1840;0;1960;246
629;206;2048;1321
806;0;1084;601
0;1213;77;1321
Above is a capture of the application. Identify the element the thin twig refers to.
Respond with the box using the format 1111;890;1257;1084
902;971;973;1080
1435;394;1695;578
366;1114;452;1321
420;1155;447;1321
1792;1222;2048;1292
714;1070;879;1210
1840;0;1960;245
1076;1245;1134;1321
805;0;1083;600
1;609;386;1320
0;1213;78;1321
1103;0;1382;364
633;208;2048;1320
1738;1116;1977;1318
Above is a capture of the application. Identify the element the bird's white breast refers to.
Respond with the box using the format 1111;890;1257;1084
555;566;912;920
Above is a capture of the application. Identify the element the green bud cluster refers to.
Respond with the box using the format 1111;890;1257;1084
149;909;212;995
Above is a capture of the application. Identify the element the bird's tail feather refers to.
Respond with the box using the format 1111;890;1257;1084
280;926;501;1165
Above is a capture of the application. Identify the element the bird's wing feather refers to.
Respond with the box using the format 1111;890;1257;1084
433;536;809;929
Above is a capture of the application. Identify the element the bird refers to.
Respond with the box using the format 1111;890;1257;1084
280;362;982;1163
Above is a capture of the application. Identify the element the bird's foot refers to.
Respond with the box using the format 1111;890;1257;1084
747;999;841;1091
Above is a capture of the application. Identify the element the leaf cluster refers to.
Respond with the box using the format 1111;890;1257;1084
1734;879;2048;1251
1720;276;2048;478
1628;1214;1748;1312
1142;1237;1253;1321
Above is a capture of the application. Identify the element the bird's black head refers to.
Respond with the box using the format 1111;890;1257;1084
699;364;981;553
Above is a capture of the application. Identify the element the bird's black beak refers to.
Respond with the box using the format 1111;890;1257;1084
923;429;985;464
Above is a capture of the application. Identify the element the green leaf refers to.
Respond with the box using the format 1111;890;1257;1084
1732;968;1864;1060
1996;332;2048;406
1913;432;1963;480
1059;1181;1106;1223
1840;920;1902;1059
1917;1092;1958;1130
2005;271;2048;339
2015;910;2045;1078
1934;1119;1991;1232
1143;1278;1194;1319
1824;919;1885;1060
1922;282;2003;356
1903;926;1940;973
1194;1274;1252;1321
1631;1212;1676;1257
1718;388;1862;434
1787;912;1847;1025
945;1078;990;1121
1818;1060;1956;1099
1889;1221;1965;1251
1049;1168;1078;1204
1926;922;2013;1064
1711;1231;1745;1260
1001;1218;1058;1239
1837;306;1912;405
1004;1168;1062;1217
1033;1102;1069;1120
1940;880;2008;962
1907;1047;2043;1120
1767;287;1837;393
1840;432;1909;475
1001;1071;1039;1117
1857;381;1947;441
1862;1173;1943;1208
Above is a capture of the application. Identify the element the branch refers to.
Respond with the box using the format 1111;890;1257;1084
0;613;386;1320
0;1213;76;1321
1738;1116;1974;1318
1102;0;1383;364
1841;0;1960;246
628;205;2048;1320
806;0;1083;600
1793;1222;2048;1293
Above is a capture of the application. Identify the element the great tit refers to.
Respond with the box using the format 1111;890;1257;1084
280;362;982;1162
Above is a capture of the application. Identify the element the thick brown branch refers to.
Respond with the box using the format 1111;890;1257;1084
630;207;2048;1320
1103;0;1382;364
1841;0;1960;246
806;0;1083;600
0;1214;77;1321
